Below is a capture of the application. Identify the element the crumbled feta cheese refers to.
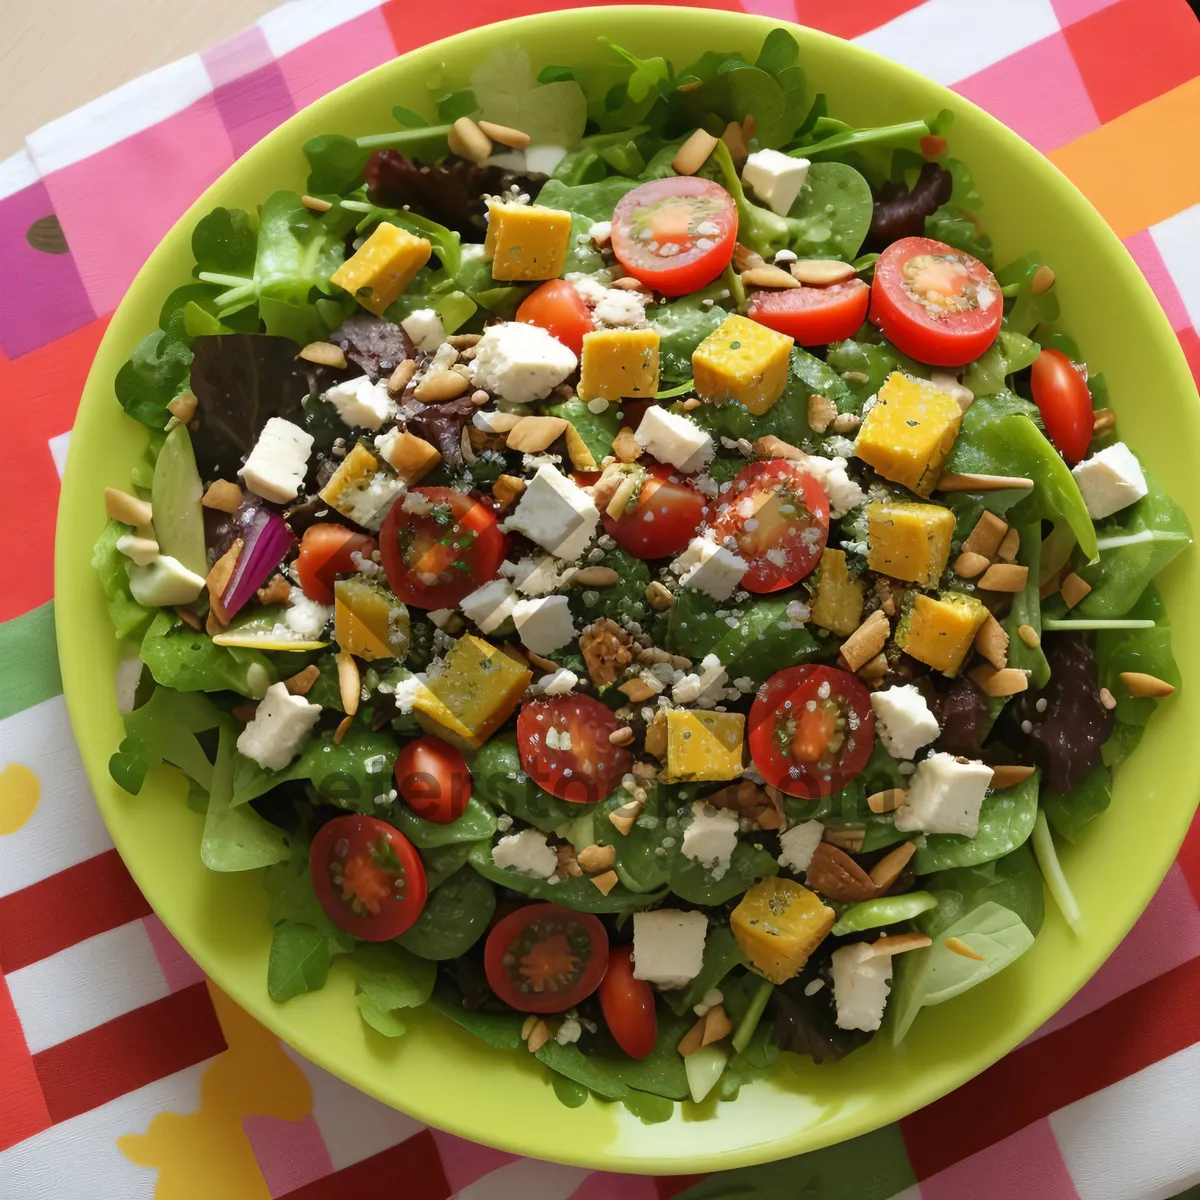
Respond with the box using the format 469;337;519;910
339;471;405;531
322;376;394;431
831;942;892;1032
800;455;866;519
239;417;313;504
458;577;517;635
492;828;558;878
555;1014;583;1045
391;673;425;714
593;288;647;328
1071;442;1148;520
524;144;567;175
538;668;579;696
778;820;824;874
505;465;600;561
742;149;810;216
236;682;322;771
400;308;446;352
671;653;727;706
512;594;575;656
590;220;612;245
567;272;610;306
470;322;577;405
635;405;714;473
894;752;993;837
501;555;573;596
671;535;748;601
870;685;941;760
632;909;708;990
681;802;739;880
401;491;432;516
285;587;331;639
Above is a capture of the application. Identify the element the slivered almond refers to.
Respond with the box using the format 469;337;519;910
790;259;857;285
564;425;598;471
527;649;558;672
741;265;801;289
526;1018;551;1054
298;341;347;369
573;566;621;588
302;194;333;212
1018;623;1041;649
257;574;291;606
1040;567;1065;600
753;433;805;460
954;551;990;579
1099;687;1117;710
447;116;492;164
285;665;321;696
609;799;645;836
117;535;158;565
858;653;890;682
822;827;866;853
678;1017;707;1058
105;486;153;527
945;936;985;961
206;538;242;627
962;511;1009;559
969;665;1030;698
387;359;417;395
868;841;916;891
606;471;643;520
990;764;1036;790
977;563;1029;593
612;426;642;463
840;610;890;672
521;1014;538;1041
1031;265;1056;294
1060;572;1092;609
722;120;749;164
201;479;243;514
672;128;720;176
975;613;1009;670
506;415;570;453
610;275;650;292
176;607;202;632
937;473;1034;493
477;119;530;149
336;651;361;716
167;391;197;423
869;932;932;957
1121;671;1175;698
997;528;1021;562
479;411;522;433
415;369;471;403
333;714;353;744
868;788;907;814
1092;408;1116;437
590;870;620;896
702;1005;732;1045
732;242;765;272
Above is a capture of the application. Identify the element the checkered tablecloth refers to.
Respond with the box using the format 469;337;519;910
2;2;1200;1197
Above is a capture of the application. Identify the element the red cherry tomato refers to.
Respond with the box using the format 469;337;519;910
296;523;378;605
1030;348;1092;465
611;177;737;297
394;736;472;824
747;279;870;346
309;814;427;941
517;695;633;804
379;486;508;610
870;236;1002;367
748;666;876;799
711;460;829;593
601;463;707;559
599;945;657;1060
484;903;609;1013
516;280;594;356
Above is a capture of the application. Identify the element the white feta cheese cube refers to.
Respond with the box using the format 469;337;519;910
459;577;517;635
634;405;714;473
469;321;577;405
799;455;867;519
831;942;892;1032
894;752;993;837
492;828;558;879
671;653;727;706
524;144;567;176
593;288;647;328
322;376;393;431
512;594;575;656
505;465;600;561
1071;442;1148;520
778;820;824;874
870;685;941;760
427;608;456;630
538;667;579;695
127;555;206;607
632;909;708;990
236;682;322;771
284;587;331;639
671;535;747;601
742;149;810;216
681;801;739;880
400;307;446;353
501;555;572;596
239;417;314;504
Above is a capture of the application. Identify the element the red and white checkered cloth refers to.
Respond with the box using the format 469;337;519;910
2;2;1199;1197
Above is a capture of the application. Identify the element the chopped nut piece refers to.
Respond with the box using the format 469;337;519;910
612;425;642;463
590;870;620;896
644;710;668;759
874;577;903;617
446;333;481;350
608;799;644;836
867;788;907;814
256;574;291;606
414;369;471;403
996;528;1021;562
945;936;985;961
702;1004;732;1045
1018;623;1041;649
571;566;621;587
556;843;583;878
605;470;643;520
176;607;202;632
105;486;154;527
806;841;876;901
333;714;353;744
1060;572;1092;609
989;764;1036;789
231;703;258;723
382;429;441;484
526;1018;551;1053
609;726;635;747
336;651;361;716
301;194;333;213
477;119;531;149
869;932;932;957
167;391;197;423
116;535;159;565
977;563;1029;593
1120;671;1175;698
954;551;990;579
790;259;857;285
672;128;720;176
577;843;617;874
448;115;492;164
645;581;675;611
753;433;805;461
387;359;417;395
722;121;750;165
610;275;650;292
526;649;558;673
840;610;890;673
1040;567;1065;600
580;619;634;687
969;665;1030;697
677;1017;706;1058
974;613;1009;670
492;474;527;508
962;511;1009;559
201;479;243;514
1099;686;1117;710
285;664;321;696
936;473;1034;493
506;415;570;453
830;412;861;434
206;539;242;627
618;676;662;703
1031;265;1056;294
1092;408;1116;437
741;264;801;289
298;341;348;369
868;841;916;891
857;653;890;682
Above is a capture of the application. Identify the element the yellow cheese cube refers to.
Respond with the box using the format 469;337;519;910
579;329;661;401
319;443;377;508
809;549;866;637
854;372;962;496
413;634;531;750
318;443;403;530
378;429;440;485
897;591;988;676
334;579;410;662
486;201;572;281
692;315;793;415
867;501;956;587
664;710;745;783
330;222;431;316
731;877;835;985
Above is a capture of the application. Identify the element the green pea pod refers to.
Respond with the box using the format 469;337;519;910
831;891;938;935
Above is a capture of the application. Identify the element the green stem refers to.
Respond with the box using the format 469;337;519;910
1000;282;1022;298
1032;811;1085;936
731;977;774;1055
723;263;745;313
197;271;252;289
655;378;696;400
355;124;452;150
796;119;930;160
1043;619;1156;631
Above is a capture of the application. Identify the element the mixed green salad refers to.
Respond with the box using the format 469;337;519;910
97;30;1190;1115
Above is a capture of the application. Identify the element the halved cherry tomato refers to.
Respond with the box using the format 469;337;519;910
747;279;870;346
517;279;594;356
379;486;507;610
601;463;707;559
1030;347;1092;465
749;665;876;799
870;236;1002;367
712;460;829;592
485;903;609;1013
310;814;427;941
517;695;633;804
599;945;657;1060
394;736;472;824
296;523;378;605
611;177;737;296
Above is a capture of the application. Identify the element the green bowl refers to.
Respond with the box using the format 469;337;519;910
56;5;1200;1173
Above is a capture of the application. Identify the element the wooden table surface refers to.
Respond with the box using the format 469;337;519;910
0;0;279;158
